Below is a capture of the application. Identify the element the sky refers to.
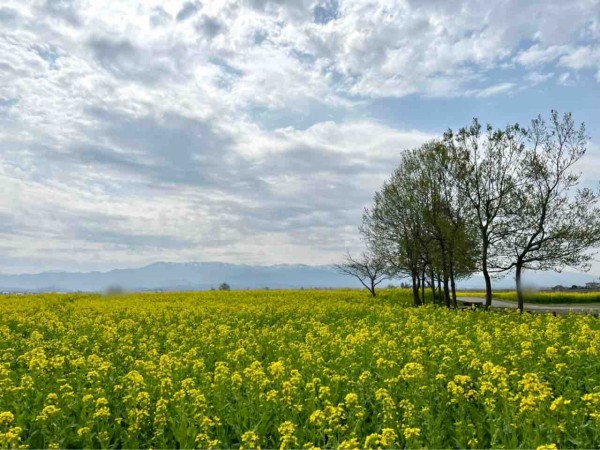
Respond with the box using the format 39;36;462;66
0;0;599;275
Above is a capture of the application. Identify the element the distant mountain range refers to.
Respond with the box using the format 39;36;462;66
0;261;597;293
0;262;357;292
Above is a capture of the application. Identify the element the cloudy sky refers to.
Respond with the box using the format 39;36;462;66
1;0;599;274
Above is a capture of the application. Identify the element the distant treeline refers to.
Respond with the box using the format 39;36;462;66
338;111;600;312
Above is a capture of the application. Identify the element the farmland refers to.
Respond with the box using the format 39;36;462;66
458;290;600;304
0;290;599;449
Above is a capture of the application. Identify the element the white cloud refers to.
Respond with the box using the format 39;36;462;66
470;82;516;98
557;72;573;85
0;114;436;272
524;71;555;85
0;0;598;272
558;45;600;81
515;45;570;66
575;144;600;183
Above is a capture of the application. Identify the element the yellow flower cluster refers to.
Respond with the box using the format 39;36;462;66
277;421;297;450
0;289;598;448
240;431;260;450
0;413;13;427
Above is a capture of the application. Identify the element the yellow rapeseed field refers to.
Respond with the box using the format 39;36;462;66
0;289;599;449
458;290;600;304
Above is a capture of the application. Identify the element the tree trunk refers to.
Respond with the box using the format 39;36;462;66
370;280;377;298
411;272;421;306
483;268;492;310
515;261;524;313
450;267;457;308
482;240;493;309
437;276;442;305
449;254;457;308
443;274;451;308
440;244;451;308
421;270;426;305
430;270;436;304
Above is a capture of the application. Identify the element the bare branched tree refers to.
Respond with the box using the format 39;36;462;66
335;251;388;297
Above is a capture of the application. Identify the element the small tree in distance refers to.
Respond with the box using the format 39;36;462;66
219;282;231;291
335;251;388;297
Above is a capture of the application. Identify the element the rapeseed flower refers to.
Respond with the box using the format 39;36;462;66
241;431;260;449
0;289;598;449
403;427;420;440
0;412;14;427
380;428;397;447
36;405;61;422
278;421;297;450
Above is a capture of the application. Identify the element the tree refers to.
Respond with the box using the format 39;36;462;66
335;251;388;297
361;142;479;307
219;282;231;291
360;163;427;306
351;110;598;312
497;111;600;312
444;119;525;309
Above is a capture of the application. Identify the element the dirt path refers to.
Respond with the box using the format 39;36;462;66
457;296;600;314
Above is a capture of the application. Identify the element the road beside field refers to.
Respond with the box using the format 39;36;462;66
457;296;600;314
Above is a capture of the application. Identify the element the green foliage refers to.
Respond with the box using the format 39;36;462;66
362;142;479;306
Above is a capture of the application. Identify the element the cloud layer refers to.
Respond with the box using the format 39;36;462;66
0;0;598;273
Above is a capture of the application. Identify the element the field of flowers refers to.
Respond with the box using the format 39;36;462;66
459;290;600;304
0;289;599;449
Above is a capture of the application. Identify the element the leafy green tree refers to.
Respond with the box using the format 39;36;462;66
362;142;479;307
423;142;478;307
361;161;427;306
444;119;525;308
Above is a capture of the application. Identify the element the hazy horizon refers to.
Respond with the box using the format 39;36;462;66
0;259;597;294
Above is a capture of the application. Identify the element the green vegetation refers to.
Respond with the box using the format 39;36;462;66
0;290;599;449
459;290;600;305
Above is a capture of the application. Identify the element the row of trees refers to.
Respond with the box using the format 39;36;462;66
338;111;600;312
